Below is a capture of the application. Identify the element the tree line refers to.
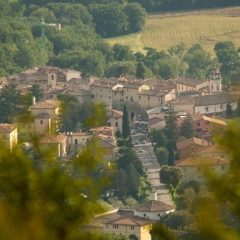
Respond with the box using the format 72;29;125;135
21;0;240;12
0;1;239;84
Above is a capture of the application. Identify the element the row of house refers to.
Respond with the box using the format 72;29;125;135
0;98;119;161
84;200;175;240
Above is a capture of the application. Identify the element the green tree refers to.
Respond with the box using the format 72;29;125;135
179;115;194;138
124;3;146;33
153;54;179;79
112;44;135;61
150;129;167;147
226;103;233;119
155;147;169;166
136;62;146;79
122;104;130;139
214;41;239;83
0;135;108;239
58;94;80;132
106;61;136;77
127;163;141;198
29;84;43;102
160;165;182;188
184;44;213;79
115;169;128;198
128;234;139;240
0;83;21;123
164;105;178;165
89;3;127;37
235;98;240;117
84;103;107;128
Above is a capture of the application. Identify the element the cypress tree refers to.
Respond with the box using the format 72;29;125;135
235;98;240;117
136;62;145;79
122;104;130;139
180;114;194;138
226;103;233;119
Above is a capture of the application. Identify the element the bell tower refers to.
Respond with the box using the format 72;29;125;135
209;67;222;93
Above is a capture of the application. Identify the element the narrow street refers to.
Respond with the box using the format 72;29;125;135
133;142;173;206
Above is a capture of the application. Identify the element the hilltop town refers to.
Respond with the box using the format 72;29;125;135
0;65;238;239
0;0;240;239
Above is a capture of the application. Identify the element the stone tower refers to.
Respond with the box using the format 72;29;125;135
47;71;57;87
209;67;222;93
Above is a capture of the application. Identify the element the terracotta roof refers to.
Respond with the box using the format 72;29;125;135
106;216;154;226
202;115;227;126
148;117;164;127
135;200;174;212
198;145;223;154
40;134;66;144
0;124;16;133
176;157;229;167
110;109;123;118
194;93;236;106
90;126;114;133
176;137;210;150
67;132;91;137
176;77;205;87
30;100;60;109
171;96;194;105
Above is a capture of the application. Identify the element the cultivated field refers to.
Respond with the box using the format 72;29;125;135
106;7;240;53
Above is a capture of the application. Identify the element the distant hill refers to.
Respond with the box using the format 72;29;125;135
106;7;240;53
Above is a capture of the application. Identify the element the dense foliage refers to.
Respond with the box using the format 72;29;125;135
21;0;240;12
0;1;239;85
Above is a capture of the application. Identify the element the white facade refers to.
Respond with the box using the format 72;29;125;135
194;102;237;114
134;209;175;221
104;223;152;240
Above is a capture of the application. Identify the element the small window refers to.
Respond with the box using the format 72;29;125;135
144;213;146;217
206;106;209;112
100;89;102;92
115;122;118;127
75;139;78;145
115;92;117;95
139;95;141;100
220;104;223;109
130;226;134;230
40;120;43;125
221;166;225;170
109;96;111;99
91;95;94;99
126;96;128;100
197;122;201;126
51;74;55;80
100;95;102;99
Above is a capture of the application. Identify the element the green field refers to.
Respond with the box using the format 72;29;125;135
106;7;240;53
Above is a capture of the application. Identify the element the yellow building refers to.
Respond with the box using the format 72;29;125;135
0;124;18;150
40;134;67;159
87;210;153;240
176;146;229;183
29;99;61;135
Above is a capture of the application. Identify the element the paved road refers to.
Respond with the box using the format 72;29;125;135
133;143;173;206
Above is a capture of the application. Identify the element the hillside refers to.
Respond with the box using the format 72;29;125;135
106;7;240;53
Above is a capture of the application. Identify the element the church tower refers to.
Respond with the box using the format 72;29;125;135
209;67;222;93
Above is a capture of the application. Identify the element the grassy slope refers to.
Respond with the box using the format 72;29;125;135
106;7;240;53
